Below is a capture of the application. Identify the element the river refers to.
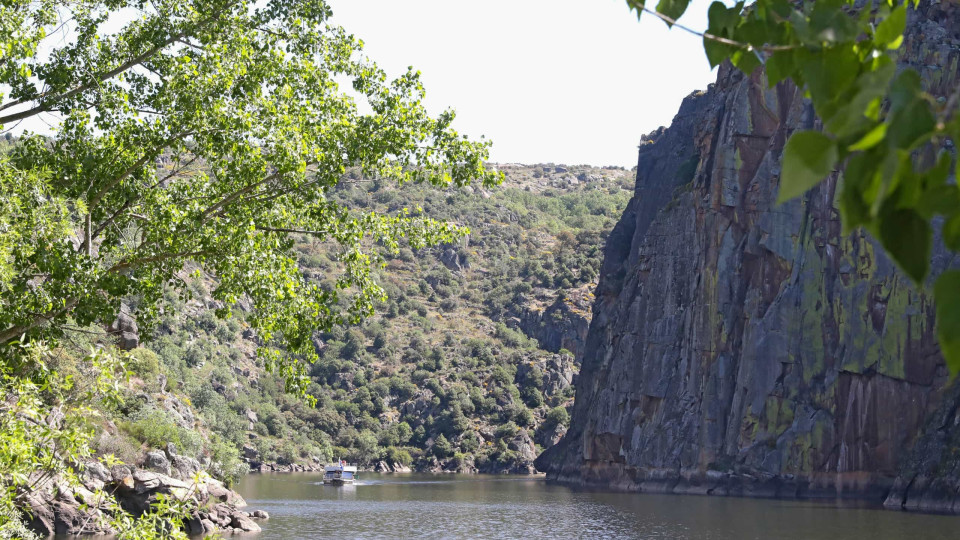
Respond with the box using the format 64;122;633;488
234;472;959;539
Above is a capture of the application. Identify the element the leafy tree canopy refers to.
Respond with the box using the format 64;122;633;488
0;0;501;396
628;0;960;370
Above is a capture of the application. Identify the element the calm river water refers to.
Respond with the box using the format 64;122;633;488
234;472;960;539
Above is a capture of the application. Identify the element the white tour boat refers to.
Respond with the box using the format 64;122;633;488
323;461;358;485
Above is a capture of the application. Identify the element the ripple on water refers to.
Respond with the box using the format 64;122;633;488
235;473;960;540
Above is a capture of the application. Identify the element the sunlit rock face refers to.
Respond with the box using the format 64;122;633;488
536;1;960;512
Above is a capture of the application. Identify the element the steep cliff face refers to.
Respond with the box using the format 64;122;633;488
536;2;960;512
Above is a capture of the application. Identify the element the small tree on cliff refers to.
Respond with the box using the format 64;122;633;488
626;0;960;370
0;0;501;395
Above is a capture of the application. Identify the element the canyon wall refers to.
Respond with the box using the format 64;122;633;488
536;1;960;512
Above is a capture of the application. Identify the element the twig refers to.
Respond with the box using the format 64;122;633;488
632;2;797;52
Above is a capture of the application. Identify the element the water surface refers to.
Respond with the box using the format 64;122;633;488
235;473;960;539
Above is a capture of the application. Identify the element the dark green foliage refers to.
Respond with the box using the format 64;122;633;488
544;406;570;430
432;434;453;458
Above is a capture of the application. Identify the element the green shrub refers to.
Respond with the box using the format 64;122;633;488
460;431;480;453
521;387;544;408
0;505;40;540
93;431;140;465
384;446;412;466
209;435;249;486
489;366;512;387
514;407;535;428
545;406;570;429
126;348;161;379
275;439;300;465
494;422;519;440
432;434;452;458
120;407;203;456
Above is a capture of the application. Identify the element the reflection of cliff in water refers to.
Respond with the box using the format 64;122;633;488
234;472;960;539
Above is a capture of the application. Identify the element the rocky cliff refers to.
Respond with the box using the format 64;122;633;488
536;1;960;512
514;287;591;358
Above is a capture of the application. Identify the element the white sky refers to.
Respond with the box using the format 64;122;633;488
8;0;719;168
327;0;718;167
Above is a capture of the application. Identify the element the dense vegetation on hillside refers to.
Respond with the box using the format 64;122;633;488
124;164;633;474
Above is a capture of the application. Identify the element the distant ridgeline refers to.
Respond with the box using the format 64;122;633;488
536;3;960;513
130;163;633;474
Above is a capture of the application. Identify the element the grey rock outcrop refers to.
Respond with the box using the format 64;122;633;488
25;461;259;536
144;450;171;475
515;295;589;358
537;0;960;513
109;303;140;350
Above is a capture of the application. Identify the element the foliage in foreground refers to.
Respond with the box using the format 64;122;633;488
0;0;500;398
630;0;960;369
0;342;190;539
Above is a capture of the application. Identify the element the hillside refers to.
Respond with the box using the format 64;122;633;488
112;163;634;475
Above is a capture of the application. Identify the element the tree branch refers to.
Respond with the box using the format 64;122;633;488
108;249;213;273
256;226;328;236
0;299;79;345
88;130;190;211
631;2;797;52
0;7;231;125
198;168;294;222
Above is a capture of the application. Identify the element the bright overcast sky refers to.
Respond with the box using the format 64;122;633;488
10;0;719;168
327;0;718;167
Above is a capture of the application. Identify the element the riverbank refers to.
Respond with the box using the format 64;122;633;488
245;459;538;475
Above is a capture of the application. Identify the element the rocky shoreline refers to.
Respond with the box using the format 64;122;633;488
245;457;536;475
26;443;267;537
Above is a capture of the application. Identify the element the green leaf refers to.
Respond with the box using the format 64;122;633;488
625;0;644;21
765;50;796;87
703;1;744;68
848;123;887;151
824;61;895;138
868;151;905;216
796;46;860;112
838;152;875;231
778;131;838;204
656;0;691;24
707;1;741;34
738;18;773;46
927;151;954;188
731;48;763;75
888;98;936;150
889;70;923;114
879;208;931;283
704;40;731;69
935;271;960;374
875;5;907;49
915;185;959;219
944;213;960;251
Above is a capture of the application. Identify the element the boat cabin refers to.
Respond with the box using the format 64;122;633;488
323;463;358;485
